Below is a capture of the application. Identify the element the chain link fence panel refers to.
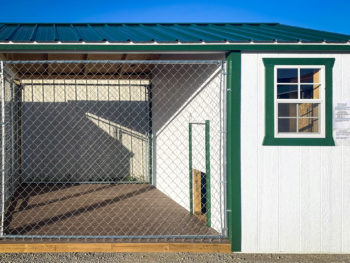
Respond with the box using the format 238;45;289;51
0;60;227;241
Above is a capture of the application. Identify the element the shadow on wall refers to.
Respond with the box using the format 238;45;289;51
151;64;221;186
152;64;220;133
21;101;148;182
17;64;220;185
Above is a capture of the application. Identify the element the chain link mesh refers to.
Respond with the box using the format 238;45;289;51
0;60;226;241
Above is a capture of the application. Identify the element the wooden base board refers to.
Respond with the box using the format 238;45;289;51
0;243;231;253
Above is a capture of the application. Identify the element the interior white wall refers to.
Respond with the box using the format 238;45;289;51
20;79;149;182
152;63;225;234
241;52;350;253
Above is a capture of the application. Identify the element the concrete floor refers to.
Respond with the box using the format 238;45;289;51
4;183;218;238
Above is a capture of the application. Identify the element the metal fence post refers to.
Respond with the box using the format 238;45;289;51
189;123;193;215
205;120;211;227
0;61;5;237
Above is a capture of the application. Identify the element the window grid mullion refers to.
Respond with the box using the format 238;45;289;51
276;82;321;85
296;102;299;133
278;116;318;119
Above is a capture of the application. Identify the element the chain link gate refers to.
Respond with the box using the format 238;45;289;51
0;60;227;241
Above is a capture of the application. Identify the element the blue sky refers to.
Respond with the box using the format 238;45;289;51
1;0;349;35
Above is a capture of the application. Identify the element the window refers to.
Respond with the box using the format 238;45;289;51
275;66;324;137
263;58;335;146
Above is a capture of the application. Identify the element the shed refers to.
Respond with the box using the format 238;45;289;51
0;23;349;253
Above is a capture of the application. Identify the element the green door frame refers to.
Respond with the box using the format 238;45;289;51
226;51;241;252
188;121;211;227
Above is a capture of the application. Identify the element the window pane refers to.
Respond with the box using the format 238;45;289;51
277;85;298;99
278;118;297;132
298;118;319;133
300;84;320;99
300;68;320;83
278;103;297;117
298;103;319;118
277;68;298;83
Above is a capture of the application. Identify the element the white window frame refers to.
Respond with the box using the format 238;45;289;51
274;65;326;138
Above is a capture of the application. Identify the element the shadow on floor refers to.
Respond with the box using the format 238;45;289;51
4;183;218;237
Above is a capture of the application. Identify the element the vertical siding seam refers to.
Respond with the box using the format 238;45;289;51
277;146;280;251
320;146;322;251
256;53;260;252
299;146;302;251
341;55;344;253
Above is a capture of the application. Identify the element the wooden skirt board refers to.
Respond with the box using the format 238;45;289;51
0;242;231;253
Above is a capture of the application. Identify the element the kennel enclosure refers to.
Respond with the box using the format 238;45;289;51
0;59;227;239
0;23;349;253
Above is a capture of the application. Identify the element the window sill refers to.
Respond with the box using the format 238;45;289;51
263;136;335;146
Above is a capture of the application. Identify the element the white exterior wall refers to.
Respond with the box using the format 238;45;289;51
241;52;350;252
152;63;225;233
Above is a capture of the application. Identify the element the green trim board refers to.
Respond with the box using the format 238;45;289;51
262;58;335;146
3;44;350;52
226;51;241;252
188;121;211;226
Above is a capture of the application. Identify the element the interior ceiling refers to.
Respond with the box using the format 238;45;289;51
3;53;162;80
1;52;225;80
3;53;160;61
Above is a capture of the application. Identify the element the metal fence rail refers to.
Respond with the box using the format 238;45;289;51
0;60;226;241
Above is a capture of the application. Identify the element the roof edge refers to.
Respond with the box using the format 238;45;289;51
1;43;350;52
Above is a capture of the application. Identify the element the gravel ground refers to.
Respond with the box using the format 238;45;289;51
0;253;350;263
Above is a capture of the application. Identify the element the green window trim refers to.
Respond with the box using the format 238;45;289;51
263;58;335;146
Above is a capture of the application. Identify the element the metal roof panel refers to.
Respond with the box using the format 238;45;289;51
0;23;348;44
56;24;80;42
10;24;37;41
35;24;56;42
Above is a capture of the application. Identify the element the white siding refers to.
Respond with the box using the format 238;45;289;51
241;53;350;253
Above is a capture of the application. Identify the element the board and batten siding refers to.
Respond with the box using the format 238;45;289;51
241;52;350;253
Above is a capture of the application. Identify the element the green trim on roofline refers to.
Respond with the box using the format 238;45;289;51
2;44;350;52
226;51;241;252
262;58;335;146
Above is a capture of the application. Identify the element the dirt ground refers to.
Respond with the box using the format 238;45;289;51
0;253;350;263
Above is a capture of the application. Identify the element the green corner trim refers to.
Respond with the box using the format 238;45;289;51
226;51;241;252
262;58;335;146
205;120;211;227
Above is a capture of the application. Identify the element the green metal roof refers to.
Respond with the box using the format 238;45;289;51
0;23;349;44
